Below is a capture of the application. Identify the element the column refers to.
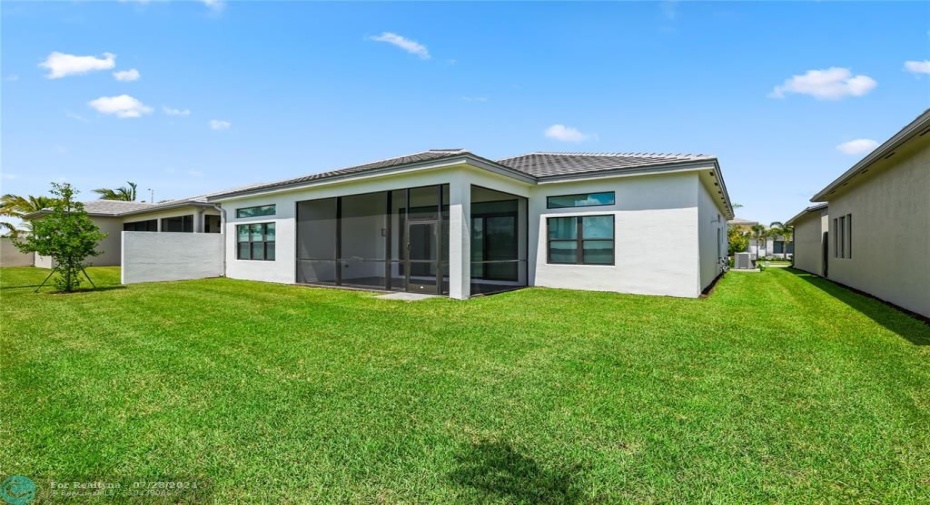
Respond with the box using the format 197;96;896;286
447;175;471;300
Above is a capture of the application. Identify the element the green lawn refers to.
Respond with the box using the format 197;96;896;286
2;267;929;503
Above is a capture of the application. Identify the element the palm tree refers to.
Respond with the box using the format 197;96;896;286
93;181;137;201
749;224;767;256
0;194;60;237
769;221;793;257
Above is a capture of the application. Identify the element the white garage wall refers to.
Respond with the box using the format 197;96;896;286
121;232;224;284
697;178;726;291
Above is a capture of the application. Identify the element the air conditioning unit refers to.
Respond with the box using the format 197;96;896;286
735;252;753;269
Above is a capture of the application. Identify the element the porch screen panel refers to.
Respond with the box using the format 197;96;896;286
296;198;338;284
340;192;388;289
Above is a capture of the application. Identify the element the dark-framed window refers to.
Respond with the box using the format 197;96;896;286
547;215;614;265
161;215;193;233
236;205;276;219
123;219;157;232
237;223;275;261
547;192;615;209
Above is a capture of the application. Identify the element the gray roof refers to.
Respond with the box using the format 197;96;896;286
81;200;155;216
207;149;719;200
496;152;715;178
727;217;759;226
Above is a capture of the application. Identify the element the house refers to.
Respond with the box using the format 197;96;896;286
794;109;929;318
26;197;223;267
726;217;792;259
204;149;733;299
25;149;733;299
785;203;828;276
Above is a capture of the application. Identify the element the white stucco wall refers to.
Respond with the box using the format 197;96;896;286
85;217;124;266
34;254;54;269
697;178;726;291
121;232;224;284
0;237;34;267
825;140;930;317
218;164;728;299
791;209;828;276
530;172;704;298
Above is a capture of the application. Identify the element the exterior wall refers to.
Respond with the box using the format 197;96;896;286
34;254;54;269
0;237;34;267
121;207;220;233
791;210;828;276
222;165;529;286
697;178;727;291
219;165;728;299
87;217;124;266
827;141;930;317
530;172;704;298
121;232;224;284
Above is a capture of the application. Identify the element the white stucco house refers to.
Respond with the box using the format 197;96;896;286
790;109;929;318
785;203;828;276
27;149;734;300
26;197;223;268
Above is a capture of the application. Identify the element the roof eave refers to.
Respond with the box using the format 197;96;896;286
785;203;828;226
117;201;215;217
207;154;535;202
811;109;930;202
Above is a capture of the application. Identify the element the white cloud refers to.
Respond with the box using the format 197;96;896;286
113;68;140;81
39;51;116;79
544;124;593;143
836;139;878;155
209;119;231;130
65;110;90;122
904;60;930;75
201;0;225;11
369;32;430;60
769;67;877;100
163;106;190;116
88;95;153;118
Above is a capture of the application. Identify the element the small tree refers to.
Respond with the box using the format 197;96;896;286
13;183;107;292
727;225;750;257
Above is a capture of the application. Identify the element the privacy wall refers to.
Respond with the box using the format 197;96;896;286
121;232;224;284
0;237;33;267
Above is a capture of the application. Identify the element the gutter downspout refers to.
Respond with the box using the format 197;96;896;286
211;203;227;277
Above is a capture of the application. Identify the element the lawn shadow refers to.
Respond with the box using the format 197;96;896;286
448;441;584;504
788;268;930;346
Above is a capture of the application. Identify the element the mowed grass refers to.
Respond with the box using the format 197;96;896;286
2;267;929;503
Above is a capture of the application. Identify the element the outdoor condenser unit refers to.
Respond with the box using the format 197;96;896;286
734;252;752;269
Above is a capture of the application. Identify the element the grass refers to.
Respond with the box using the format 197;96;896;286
2;266;929;503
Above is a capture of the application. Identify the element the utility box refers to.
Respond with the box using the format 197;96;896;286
734;252;753;269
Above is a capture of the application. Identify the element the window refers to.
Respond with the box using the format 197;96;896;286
237;223;275;261
546;192;615;209
846;214;852;259
236;205;276;218
833;218;838;258
123;219;157;232
161;215;193;233
547;215;614;265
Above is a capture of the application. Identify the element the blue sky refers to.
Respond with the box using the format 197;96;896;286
2;1;928;224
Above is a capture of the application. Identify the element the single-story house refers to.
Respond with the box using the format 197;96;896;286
27;149;734;300
791;109;929;318
25;197;223;267
207;149;733;299
785;203;828;276
726;217;792;259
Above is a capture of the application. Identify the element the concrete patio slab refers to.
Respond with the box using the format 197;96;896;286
376;292;438;301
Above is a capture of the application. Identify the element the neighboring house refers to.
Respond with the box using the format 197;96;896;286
795;109;929;318
207;149;734;299
726;217;792;259
25;198;222;267
785;203;828;276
